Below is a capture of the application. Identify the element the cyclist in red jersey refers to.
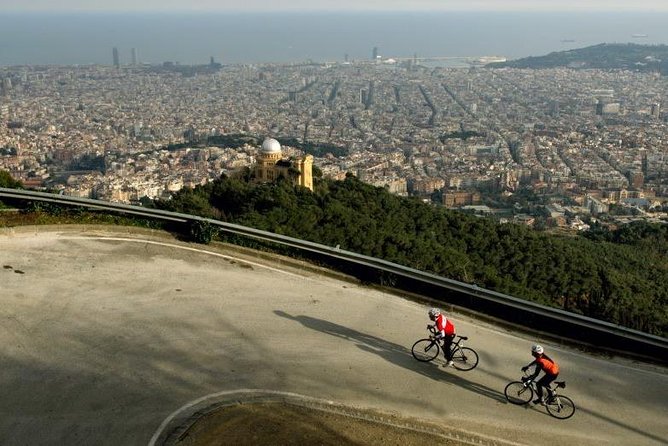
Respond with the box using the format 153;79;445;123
522;344;560;405
428;308;456;367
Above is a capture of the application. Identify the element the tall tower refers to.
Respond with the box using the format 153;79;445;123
651;103;661;119
131;48;138;66
359;89;367;105
296;155;314;191
640;149;648;177
1;77;12;95
112;47;120;68
372;46;378;61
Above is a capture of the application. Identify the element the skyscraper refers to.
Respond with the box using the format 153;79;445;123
651;103;661;119
131;48;138;66
372;47;378;60
112;47;120;68
2;77;12;95
359;89;367;105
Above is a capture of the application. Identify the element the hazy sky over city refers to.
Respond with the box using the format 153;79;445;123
3;0;668;12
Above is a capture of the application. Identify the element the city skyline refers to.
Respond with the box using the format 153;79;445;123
3;0;668;13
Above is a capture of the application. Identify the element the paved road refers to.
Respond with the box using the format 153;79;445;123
1;228;666;446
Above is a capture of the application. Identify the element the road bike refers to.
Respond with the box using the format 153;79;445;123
504;370;576;419
411;325;479;371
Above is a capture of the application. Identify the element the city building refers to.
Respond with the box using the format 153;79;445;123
627;170;644;190
252;138;314;192
651;103;661;118
112;47;120;68
443;190;481;208
1;62;667;225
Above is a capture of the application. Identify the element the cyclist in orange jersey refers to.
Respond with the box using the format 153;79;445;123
522;344;560;405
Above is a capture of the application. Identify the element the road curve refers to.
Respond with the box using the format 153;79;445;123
1;227;666;446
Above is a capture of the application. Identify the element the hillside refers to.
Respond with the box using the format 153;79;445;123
156;175;668;337
489;43;668;74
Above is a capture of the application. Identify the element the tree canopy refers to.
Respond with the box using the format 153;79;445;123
0;170;22;188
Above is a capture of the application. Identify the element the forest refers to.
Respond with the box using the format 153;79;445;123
156;174;668;337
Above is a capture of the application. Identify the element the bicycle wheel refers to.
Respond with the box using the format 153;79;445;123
411;339;440;362
546;395;576;419
451;347;479;371
504;381;533;405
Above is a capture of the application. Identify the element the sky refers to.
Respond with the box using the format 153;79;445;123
2;0;668;13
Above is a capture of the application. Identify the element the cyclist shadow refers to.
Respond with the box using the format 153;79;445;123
274;310;506;404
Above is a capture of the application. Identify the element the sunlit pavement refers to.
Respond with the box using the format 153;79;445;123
1;227;666;446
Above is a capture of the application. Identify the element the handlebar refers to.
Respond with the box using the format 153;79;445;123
427;326;468;342
521;369;567;390
521;369;534;381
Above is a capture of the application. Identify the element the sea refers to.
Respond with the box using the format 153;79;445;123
1;11;668;66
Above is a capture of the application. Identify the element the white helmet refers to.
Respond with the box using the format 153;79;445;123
428;308;440;318
531;344;544;355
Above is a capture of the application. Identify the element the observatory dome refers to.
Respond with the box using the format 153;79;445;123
261;138;282;154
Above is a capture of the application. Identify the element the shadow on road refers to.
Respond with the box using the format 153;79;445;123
274;310;506;404
275;311;668;445
574;404;668;444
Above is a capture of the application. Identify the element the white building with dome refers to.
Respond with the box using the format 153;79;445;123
253;138;314;191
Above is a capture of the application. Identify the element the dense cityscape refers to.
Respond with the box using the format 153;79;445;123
1;52;667;230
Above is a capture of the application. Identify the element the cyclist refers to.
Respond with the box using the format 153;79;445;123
428;308;456;367
522;344;560;405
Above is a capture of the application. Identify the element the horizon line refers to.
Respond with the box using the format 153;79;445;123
3;8;668;14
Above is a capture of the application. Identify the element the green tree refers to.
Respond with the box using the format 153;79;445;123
0;170;22;188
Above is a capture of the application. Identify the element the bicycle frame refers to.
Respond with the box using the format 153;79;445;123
504;370;575;419
426;324;461;357
522;369;563;397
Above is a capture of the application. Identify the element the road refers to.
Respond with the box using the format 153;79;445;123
1;227;666;445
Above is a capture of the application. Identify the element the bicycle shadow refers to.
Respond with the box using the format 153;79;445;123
274;310;506;404
508;390;667;443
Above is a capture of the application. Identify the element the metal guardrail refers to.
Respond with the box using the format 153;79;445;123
2;187;667;361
